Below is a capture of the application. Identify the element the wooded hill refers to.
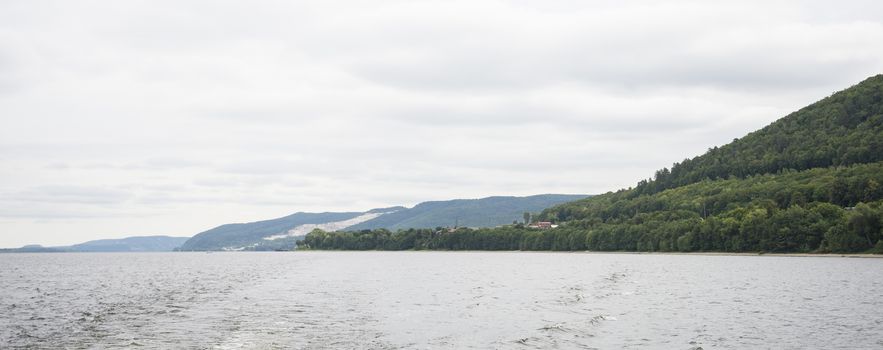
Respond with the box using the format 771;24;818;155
303;75;883;253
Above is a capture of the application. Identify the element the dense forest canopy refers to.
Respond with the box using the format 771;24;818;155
631;74;883;197
303;75;883;254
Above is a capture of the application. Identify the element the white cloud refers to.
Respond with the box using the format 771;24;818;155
1;0;882;247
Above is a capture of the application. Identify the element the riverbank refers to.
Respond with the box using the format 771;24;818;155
572;250;883;258
295;249;883;258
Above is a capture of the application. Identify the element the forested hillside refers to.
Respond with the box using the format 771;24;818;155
632;74;883;196
303;75;883;254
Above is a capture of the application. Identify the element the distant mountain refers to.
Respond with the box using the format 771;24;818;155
0;236;190;253
178;194;589;251
346;194;590;231
0;245;66;253
67;236;190;252
178;207;405;251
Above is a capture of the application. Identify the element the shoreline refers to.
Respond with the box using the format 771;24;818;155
294;250;883;258
574;251;883;258
3;250;881;258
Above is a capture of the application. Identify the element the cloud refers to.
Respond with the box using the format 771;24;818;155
3;186;133;205
1;0;883;247
327;1;883;92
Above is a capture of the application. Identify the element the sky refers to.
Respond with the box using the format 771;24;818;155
2;0;883;247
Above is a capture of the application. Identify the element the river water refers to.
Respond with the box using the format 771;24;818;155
1;252;881;349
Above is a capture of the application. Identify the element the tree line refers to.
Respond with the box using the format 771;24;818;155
300;201;882;253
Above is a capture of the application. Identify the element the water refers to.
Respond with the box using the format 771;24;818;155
1;252;881;349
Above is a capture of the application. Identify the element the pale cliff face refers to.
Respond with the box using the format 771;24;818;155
262;210;398;241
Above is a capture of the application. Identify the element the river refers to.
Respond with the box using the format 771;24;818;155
1;252;881;349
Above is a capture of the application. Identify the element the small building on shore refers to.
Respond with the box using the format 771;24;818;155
528;221;555;229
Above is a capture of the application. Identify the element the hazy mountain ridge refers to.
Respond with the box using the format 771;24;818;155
0;236;190;253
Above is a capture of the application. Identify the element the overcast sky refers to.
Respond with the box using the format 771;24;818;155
2;0;883;247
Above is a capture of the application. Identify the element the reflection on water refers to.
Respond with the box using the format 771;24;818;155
1;252;882;349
